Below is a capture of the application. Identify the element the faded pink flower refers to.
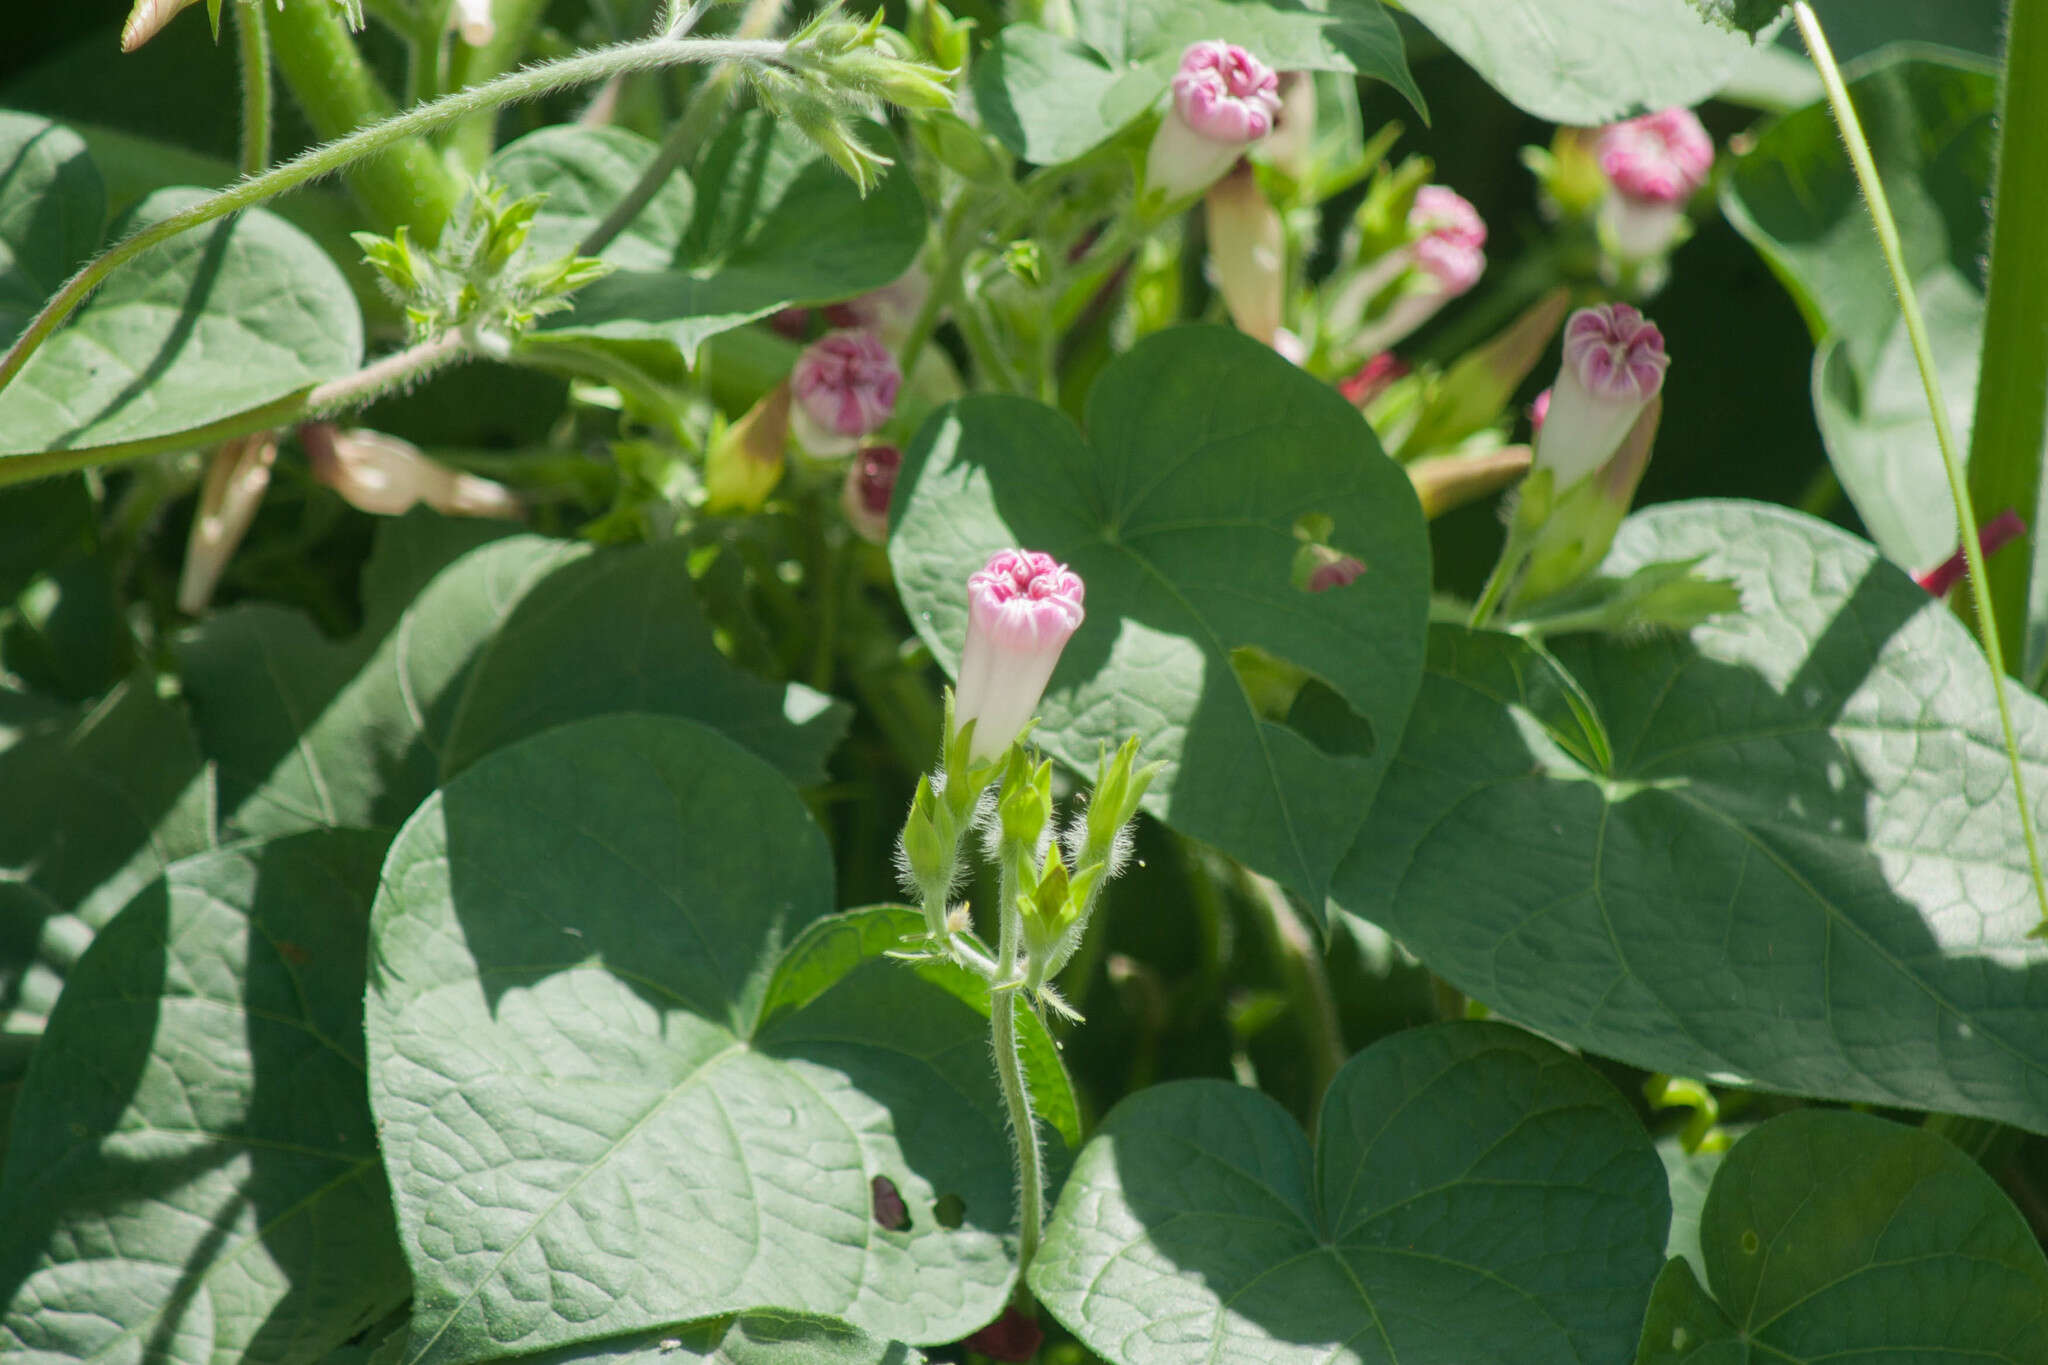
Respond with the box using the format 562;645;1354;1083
956;549;1086;762
1597;109;1714;205
302;424;521;520
791;329;901;456
1144;41;1283;203
1534;304;1668;490
841;444;902;544
1917;509;2027;596
1408;185;1486;296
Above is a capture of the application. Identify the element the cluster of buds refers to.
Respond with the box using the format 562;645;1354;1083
354;179;610;352
1527;107;1715;294
753;9;956;193
894;549;1152;1012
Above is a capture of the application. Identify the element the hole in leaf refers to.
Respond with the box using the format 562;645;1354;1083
1290;513;1367;593
1230;647;1376;763
933;1192;966;1229
871;1174;909;1230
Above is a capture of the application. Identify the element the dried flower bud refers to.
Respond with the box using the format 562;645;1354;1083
841;444;902;544
1143;41;1282;204
302;424;521;520
956;549;1086;763
1204;161;1285;345
790;329;901;456
1533;304;1668;491
178;431;278;614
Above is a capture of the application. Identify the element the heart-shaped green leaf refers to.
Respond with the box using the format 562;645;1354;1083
0;829;409;1365
179;522;846;841
488;124;696;273
1635;1111;2048;1363
369;716;1066;1364
976;0;1420;166
1396;0;1782;124
891;326;1431;926
0;112;104;347
1723;55;1997;574
1335;499;2048;1132
534;111;923;357
1032;1021;1670;1365
0;180;364;459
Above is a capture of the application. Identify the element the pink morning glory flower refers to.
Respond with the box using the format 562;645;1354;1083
1408;184;1487;296
1534;304;1668;491
790;329;902;457
956;549;1086;762
1143;41;1283;204
1596;108;1714;261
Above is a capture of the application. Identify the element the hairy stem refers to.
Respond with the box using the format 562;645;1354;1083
1794;2;2048;937
233;0;273;176
990;852;1043;1293
0;33;789;401
1965;0;2048;674
264;0;462;237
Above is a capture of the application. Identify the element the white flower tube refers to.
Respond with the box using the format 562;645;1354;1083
955;549;1086;763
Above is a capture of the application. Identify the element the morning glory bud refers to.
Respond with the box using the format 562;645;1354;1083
955;549;1086;763
1335;185;1486;357
1143;41;1283;205
1204;161;1285;346
702;385;792;514
1408;185;1487;296
1533;304;1668;492
1596;108;1714;261
790;329;902;457
841;444;902;544
302;424;522;520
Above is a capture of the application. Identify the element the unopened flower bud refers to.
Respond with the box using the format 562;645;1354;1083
1143;41;1282;205
702;384;792;514
1518;394;1664;604
955;549;1085;763
1529;388;1551;434
1408;185;1486;296
898;774;950;896
1408;446;1533;520
842;444;902;544
178;430;278;614
1596;108;1713;261
790;329;901;456
1916;509;2027;597
1523;126;1606;222
1204;161;1284;345
1533;304;1667;492
302;424;522;520
121;0;201;52
451;0;495;47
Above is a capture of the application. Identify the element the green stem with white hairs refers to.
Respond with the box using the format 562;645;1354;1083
989;841;1044;1297
0;32;791;402
1792;1;2048;937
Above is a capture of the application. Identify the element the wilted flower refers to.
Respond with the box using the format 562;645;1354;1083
1596;108;1714;262
302;424;522;520
956;549;1085;763
1143;41;1283;204
790;329;901;456
1204;161;1285;345
1533;304;1667;491
841;444;902;544
178;430;279;614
